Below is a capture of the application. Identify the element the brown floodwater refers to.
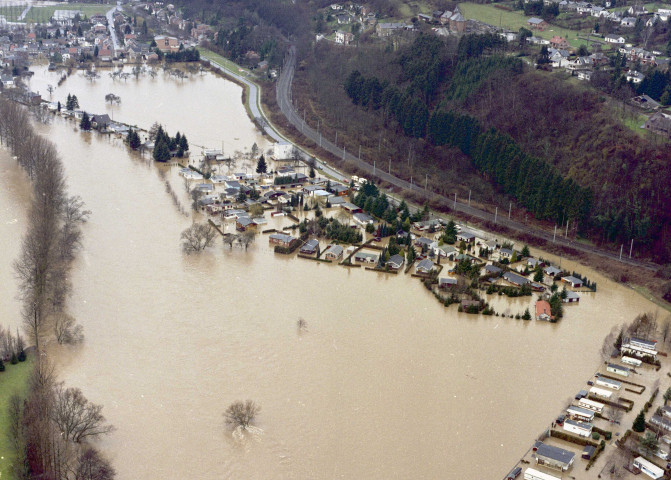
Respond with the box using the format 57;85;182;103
0;66;665;479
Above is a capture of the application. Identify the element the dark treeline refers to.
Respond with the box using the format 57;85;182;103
164;47;200;63
428;111;592;224
0;98;115;480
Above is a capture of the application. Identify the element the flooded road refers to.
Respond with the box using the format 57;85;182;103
0;66;666;479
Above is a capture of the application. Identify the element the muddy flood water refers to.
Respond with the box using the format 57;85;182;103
0;65;665;479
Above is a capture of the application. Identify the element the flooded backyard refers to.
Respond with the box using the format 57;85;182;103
0;66;666;479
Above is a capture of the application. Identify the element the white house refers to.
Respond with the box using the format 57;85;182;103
352;212;374;227
431;242;457;259
621;16;637;27
605;34;625;44
533;442;575;471
273;141;295;160
626;70;645;83
335;30;354;45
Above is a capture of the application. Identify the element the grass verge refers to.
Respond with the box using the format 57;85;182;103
0;356;33;480
459;2;591;48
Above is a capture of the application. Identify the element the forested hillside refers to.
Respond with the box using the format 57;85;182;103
335;33;671;262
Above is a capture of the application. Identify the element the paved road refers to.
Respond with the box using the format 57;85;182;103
206;57;284;142
106;5;121;51
17;3;30;21
274;47;657;271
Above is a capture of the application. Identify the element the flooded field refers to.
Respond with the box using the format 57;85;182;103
0;66;666;479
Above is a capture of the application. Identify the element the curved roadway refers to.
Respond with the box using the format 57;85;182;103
274;47;656;271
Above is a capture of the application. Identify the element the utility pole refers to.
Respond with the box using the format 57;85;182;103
388;158;391;175
374;161;376;176
565;220;569;237
342;145;346;160
454;193;457;210
619;244;623;261
358;145;361;161
319;132;322;148
629;239;634;258
425;174;428;191
468;190;471;206
335;131;338;146
494;207;498;224
508;202;512;220
553;225;557;243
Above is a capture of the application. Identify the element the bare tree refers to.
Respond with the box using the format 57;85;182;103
224;400;260;429
53;313;84;345
52;384;115;443
223;233;239;249
600;327;617;362
74;447;116;480
181;223;217;253
237;230;257;250
297;317;308;333
662;316;671;344
640;25;654;49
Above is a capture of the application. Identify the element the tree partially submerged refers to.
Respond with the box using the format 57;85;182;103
224;400;260;430
181;222;217;253
52;384;115;443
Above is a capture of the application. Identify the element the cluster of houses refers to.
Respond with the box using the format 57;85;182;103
512;333;668;480
0;0;215;74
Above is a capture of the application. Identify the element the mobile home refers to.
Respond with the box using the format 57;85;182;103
595;376;621;390
633;456;664;479
578;398;605;414
523;468;560;480
563;419;593;437
621;356;642;367
589;387;613;400
606;363;630;377
567;405;595;422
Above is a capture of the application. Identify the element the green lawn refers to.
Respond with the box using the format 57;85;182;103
0;357;33;480
197;48;253;76
0;3;113;23
459;2;591;48
621;112;648;136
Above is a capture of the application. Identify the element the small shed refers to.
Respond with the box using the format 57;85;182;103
561;275;583;288
581;445;596;460
438;277;457;289
299;238;319;255
563;291;580;303
324;244;344;260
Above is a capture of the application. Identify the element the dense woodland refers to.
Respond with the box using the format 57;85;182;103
177;0;312;69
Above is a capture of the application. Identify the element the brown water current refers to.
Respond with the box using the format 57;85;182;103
0;65;665;479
